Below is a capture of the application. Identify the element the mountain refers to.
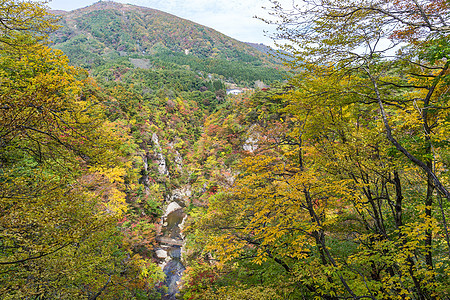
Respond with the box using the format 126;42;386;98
246;42;276;56
50;1;281;67
45;3;290;296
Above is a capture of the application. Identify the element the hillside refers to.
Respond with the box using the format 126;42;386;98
45;2;288;298
3;1;450;300
50;1;281;67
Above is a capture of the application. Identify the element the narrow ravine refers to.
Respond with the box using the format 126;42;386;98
156;201;186;299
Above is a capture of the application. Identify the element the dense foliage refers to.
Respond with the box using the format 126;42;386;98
1;0;448;299
182;1;450;299
0;1;165;299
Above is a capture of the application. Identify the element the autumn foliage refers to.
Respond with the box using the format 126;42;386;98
183;0;450;299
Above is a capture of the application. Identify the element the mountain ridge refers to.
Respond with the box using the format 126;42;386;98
50;1;280;66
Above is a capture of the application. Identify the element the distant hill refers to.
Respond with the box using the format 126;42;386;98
246;43;275;56
50;1;281;67
246;42;294;63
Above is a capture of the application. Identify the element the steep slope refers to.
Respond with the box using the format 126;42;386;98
50;1;279;66
46;3;288;297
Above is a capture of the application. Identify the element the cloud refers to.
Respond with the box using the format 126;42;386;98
121;0;277;43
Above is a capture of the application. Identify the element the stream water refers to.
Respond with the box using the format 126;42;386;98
158;204;186;299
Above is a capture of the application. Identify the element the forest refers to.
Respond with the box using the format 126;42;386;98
0;0;449;299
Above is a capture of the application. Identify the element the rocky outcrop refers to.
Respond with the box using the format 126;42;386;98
243;136;258;152
152;133;169;176
168;186;192;204
140;133;191;299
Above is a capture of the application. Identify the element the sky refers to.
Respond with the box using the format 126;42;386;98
43;0;289;46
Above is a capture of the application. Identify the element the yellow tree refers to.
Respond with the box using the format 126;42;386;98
0;0;58;45
185;1;450;297
0;1;164;298
262;1;449;297
265;0;450;202
190;66;449;299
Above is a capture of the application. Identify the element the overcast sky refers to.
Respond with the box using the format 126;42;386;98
44;0;289;46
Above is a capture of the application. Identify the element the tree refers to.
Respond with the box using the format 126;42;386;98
186;7;450;291
0;0;58;45
268;0;450;278
266;0;450;202
187;1;450;298
189;1;450;297
0;1;164;298
190;70;449;299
